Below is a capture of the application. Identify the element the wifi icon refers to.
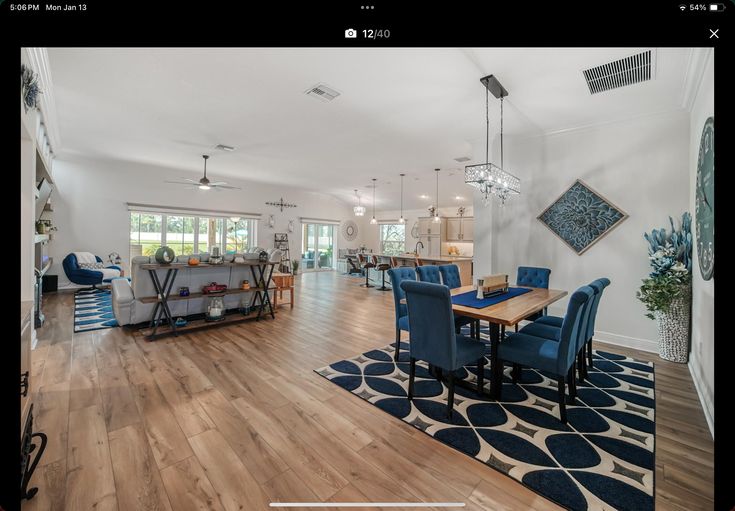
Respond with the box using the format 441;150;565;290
679;4;687;10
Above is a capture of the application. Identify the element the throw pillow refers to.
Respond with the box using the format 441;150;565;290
79;262;105;269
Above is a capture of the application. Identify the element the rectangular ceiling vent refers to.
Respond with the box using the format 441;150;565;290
582;50;655;95
305;83;341;102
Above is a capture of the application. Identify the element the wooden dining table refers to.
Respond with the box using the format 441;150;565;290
403;285;567;399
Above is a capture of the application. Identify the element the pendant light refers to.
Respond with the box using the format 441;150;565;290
464;74;521;206
370;178;378;225
398;174;406;224
353;189;366;217
433;169;441;223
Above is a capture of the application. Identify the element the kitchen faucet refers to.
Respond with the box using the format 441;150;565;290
414;241;424;255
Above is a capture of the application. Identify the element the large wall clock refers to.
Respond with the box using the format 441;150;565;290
695;116;714;280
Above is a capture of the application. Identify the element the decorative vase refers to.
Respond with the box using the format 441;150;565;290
655;283;691;363
155;246;176;264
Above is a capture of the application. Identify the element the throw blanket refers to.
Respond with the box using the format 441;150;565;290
97;267;121;281
74;252;98;265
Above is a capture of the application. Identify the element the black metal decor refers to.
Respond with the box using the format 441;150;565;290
21;404;48;501
265;198;297;212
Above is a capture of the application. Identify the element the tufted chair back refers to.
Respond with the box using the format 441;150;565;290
438;264;462;289
516;266;551;288
416;265;442;284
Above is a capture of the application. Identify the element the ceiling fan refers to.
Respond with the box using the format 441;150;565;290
165;155;241;190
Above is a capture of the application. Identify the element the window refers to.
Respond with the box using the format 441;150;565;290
129;211;256;260
380;224;406;256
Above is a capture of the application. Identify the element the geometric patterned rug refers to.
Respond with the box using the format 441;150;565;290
73;288;118;332
315;333;654;511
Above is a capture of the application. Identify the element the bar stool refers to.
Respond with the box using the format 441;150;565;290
375;256;391;292
358;254;375;288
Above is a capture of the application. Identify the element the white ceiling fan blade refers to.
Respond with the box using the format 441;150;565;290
208;181;228;186
164;180;198;186
183;178;201;183
212;184;242;190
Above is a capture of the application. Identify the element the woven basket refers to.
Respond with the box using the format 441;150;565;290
655;284;691;363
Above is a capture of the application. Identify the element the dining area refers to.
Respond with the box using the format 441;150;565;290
387;263;610;423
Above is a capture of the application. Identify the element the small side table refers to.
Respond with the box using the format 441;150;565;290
271;272;294;309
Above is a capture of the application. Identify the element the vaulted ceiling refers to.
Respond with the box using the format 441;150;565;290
48;47;693;211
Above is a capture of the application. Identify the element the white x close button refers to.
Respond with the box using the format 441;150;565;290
709;28;719;38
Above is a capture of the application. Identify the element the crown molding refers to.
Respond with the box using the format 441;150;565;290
23;47;62;153
679;47;713;112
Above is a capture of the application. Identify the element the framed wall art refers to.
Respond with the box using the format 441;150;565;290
537;179;628;255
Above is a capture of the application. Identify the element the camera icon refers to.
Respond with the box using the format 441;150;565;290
345;28;357;38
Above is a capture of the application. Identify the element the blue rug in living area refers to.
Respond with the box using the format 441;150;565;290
315;335;655;511
74;288;118;332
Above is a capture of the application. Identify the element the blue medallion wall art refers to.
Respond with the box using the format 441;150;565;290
538;180;628;255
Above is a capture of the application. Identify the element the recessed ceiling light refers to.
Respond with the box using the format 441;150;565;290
419;194;429;199
215;144;236;152
455;196;463;200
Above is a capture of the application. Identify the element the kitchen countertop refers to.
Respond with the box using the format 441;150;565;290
374;254;473;263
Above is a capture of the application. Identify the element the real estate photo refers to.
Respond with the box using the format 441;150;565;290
19;47;714;510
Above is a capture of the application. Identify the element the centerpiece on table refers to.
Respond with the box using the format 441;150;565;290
636;212;692;363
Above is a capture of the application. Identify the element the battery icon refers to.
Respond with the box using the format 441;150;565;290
709;3;725;11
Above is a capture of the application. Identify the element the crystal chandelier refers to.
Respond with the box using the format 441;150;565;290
353;189;366;216
464;74;521;206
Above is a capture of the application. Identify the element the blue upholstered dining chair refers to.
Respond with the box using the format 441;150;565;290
497;285;594;423
438;264;476;335
416;265;441;284
400;280;487;419
514;266;552;331
387;267;417;361
535;278;610;372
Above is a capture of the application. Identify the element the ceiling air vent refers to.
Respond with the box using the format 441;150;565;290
582;50;655;95
454;156;471;163
305;83;341;102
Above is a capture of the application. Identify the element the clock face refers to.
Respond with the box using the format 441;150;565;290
695;117;714;280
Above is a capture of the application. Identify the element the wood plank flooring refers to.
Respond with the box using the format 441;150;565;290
24;271;714;510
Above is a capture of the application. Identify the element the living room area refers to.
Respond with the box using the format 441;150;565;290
19;45;716;511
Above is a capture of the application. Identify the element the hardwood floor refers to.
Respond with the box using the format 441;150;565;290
24;271;714;510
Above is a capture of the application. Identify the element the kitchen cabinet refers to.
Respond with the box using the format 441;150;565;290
418;236;441;258
418;217;444;237
445;217;474;242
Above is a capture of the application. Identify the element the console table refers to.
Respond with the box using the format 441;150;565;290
138;261;278;341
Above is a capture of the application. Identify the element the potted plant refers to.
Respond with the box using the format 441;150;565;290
292;260;299;275
636;213;692;363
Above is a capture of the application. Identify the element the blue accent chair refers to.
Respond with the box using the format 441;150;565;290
438;264;476;334
514;266;552;331
401;280;487;418
497;285;594;423
62;253;122;288
534;278;610;372
416;265;441;284
387;267;417;361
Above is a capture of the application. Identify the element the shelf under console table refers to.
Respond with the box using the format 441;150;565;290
138;261;278;341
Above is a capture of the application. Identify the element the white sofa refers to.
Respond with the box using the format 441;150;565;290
111;249;281;326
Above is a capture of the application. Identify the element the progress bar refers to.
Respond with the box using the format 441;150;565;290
269;504;465;508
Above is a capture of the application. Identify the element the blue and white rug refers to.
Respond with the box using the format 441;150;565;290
316;335;654;511
74;288;118;332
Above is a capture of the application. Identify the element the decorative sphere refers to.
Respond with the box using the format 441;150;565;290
155;246;176;264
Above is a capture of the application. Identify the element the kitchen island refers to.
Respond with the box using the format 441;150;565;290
373;253;473;286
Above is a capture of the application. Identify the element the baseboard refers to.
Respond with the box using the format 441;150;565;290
593;330;658;353
688;361;715;439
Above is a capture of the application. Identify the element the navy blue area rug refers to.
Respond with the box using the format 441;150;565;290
74;288;118;332
315;335;654;511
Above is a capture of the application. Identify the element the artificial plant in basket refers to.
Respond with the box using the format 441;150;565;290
636;212;692;362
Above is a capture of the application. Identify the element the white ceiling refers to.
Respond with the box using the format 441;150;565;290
47;47;692;211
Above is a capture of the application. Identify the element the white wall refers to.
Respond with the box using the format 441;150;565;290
48;155;365;287
688;50;714;437
477;110;691;352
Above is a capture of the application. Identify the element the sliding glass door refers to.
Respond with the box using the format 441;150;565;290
301;223;335;271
